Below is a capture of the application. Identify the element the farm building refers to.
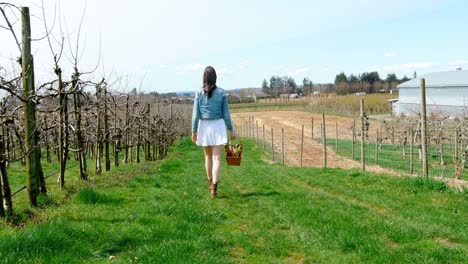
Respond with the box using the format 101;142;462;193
280;93;300;99
393;70;468;117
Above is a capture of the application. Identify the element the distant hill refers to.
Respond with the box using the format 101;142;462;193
172;87;266;97
175;91;195;96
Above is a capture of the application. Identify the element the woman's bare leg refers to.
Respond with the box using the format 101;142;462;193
212;145;223;184
203;146;213;181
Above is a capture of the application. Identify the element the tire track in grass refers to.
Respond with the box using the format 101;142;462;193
217;163;363;263
290;177;393;219
289;175;466;256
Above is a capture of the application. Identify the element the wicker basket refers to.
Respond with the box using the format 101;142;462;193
225;142;242;166
226;156;242;166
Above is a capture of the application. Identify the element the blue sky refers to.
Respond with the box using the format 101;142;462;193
1;0;467;93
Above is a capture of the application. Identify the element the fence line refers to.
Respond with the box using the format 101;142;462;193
234;113;467;179
11;163;79;197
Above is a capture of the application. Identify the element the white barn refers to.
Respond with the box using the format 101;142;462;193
394;70;468;117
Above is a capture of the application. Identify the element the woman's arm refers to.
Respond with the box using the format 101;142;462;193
222;92;233;130
191;92;200;134
222;92;236;139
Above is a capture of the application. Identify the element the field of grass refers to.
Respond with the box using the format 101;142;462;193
328;138;466;178
231;94;397;116
0;138;466;263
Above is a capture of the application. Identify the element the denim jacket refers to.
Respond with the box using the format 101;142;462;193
192;87;233;133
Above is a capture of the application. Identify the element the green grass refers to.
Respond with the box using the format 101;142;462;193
0;138;466;263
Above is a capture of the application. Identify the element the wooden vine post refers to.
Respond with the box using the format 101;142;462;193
311;117;314;139
410;128;414;174
72;69;88;179
375;130;379;164
271;128;274;161
360;98;365;171
455;128;459;161
104;85;110;171
322;114;327;168
245;121;248;138
454;128;459;177
249;117;251;137
94;84;102;175
124;95;130;163
300;124;304;167
56;55;67;187
0;139;12;216
335;122;338;153
352;113;356;159
282;128;285;166
146;104;152;161
43;115;51;163
262;124;265;151
420;78;429;177
256;120;259;144
22;7;44;205
0;105;12;215
136;119;141;163
113;98;120;167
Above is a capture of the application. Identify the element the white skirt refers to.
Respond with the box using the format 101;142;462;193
196;119;228;146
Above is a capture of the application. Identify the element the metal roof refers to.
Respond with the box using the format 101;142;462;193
397;70;468;88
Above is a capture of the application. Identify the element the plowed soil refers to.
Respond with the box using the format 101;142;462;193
232;111;388;172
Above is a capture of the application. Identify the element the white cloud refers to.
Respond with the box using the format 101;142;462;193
176;63;204;75
296;68;310;74
367;65;381;72
218;66;234;75
386;62;434;72
384;52;397;58
362;62;437;79
288;67;310;76
159;64;167;68
448;60;468;66
239;60;249;69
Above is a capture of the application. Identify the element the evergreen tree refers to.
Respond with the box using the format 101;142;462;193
261;79;269;95
359;71;381;83
385;73;398;83
334;72;348;84
348;74;359;83
302;78;313;94
284;76;297;94
400;75;411;82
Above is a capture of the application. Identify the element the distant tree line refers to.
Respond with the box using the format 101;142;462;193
129;88;175;99
302;78;313;95
334;71;411;95
262;76;298;97
259;70;415;97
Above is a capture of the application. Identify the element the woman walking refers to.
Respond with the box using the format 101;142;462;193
192;66;237;198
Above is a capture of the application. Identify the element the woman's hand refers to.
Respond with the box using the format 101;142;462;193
191;133;197;144
230;130;237;140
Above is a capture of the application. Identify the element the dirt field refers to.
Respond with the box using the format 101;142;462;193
233;111;387;172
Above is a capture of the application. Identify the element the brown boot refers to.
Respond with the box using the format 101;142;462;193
211;182;218;198
207;178;213;189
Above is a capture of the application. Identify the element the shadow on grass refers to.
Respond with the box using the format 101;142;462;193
75;187;122;205
239;191;280;198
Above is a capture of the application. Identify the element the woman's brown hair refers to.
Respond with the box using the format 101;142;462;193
203;66;217;98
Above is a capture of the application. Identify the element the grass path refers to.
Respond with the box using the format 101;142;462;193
0;138;466;263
